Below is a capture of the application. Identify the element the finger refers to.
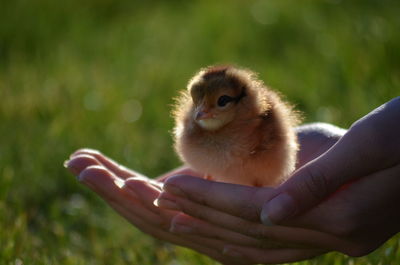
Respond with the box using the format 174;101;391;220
124;177;177;220
79;166;247;264
65;154;102;176
108;201;245;265
286;163;400;239
156;191;349;250
79;165;164;226
163;175;277;222
156;190;265;238
261;109;398;224
223;245;326;264
170;213;264;248
71;148;141;179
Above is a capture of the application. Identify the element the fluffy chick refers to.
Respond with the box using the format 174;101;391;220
172;65;300;187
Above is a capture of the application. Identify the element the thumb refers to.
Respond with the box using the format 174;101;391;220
260;127;380;225
260;99;400;225
260;161;337;225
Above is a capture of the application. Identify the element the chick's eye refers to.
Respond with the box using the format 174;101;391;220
217;95;233;107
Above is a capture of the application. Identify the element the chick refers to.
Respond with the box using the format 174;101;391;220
172;65;300;187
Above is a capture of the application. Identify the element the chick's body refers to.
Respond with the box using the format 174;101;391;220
173;66;300;187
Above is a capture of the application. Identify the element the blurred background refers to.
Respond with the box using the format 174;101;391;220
1;0;399;264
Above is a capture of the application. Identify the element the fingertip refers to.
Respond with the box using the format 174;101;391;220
65;154;100;176
154;192;181;211
260;210;274;226
114;177;125;188
78;165;112;183
70;148;101;158
124;177;151;197
164;183;186;197
260;192;297;225
153;198;160;207
125;176;150;187
163;175;206;197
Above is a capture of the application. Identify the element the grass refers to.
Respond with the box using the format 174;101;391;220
1;0;399;264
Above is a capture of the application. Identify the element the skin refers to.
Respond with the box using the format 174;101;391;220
65;96;400;264
66;122;342;264
157;97;400;262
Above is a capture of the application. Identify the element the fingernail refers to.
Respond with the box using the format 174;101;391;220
64;159;82;177
114;178;125;188
153;198;181;211
164;184;185;197
223;247;244;258
70;148;98;158
169;223;193;234
260;192;296;225
260;211;274;226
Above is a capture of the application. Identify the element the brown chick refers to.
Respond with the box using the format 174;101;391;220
172;65;300;187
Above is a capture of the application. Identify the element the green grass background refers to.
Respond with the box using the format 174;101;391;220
1;0;399;264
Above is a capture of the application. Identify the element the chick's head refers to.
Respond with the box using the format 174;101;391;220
187;66;252;131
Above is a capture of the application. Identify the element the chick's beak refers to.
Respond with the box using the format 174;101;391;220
195;110;214;121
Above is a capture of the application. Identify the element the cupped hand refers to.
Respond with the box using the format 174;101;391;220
157;162;400;259
157;98;400;262
66;149;321;264
65;121;341;264
66;149;245;264
66;119;372;264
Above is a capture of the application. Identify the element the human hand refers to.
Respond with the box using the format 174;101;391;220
156;98;400;263
157;158;400;261
65;149;285;264
64;121;341;264
262;97;400;224
151;123;344;264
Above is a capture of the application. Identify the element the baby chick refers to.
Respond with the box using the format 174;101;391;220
172;65;300;187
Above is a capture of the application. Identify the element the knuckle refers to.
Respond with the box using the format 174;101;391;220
303;165;329;201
